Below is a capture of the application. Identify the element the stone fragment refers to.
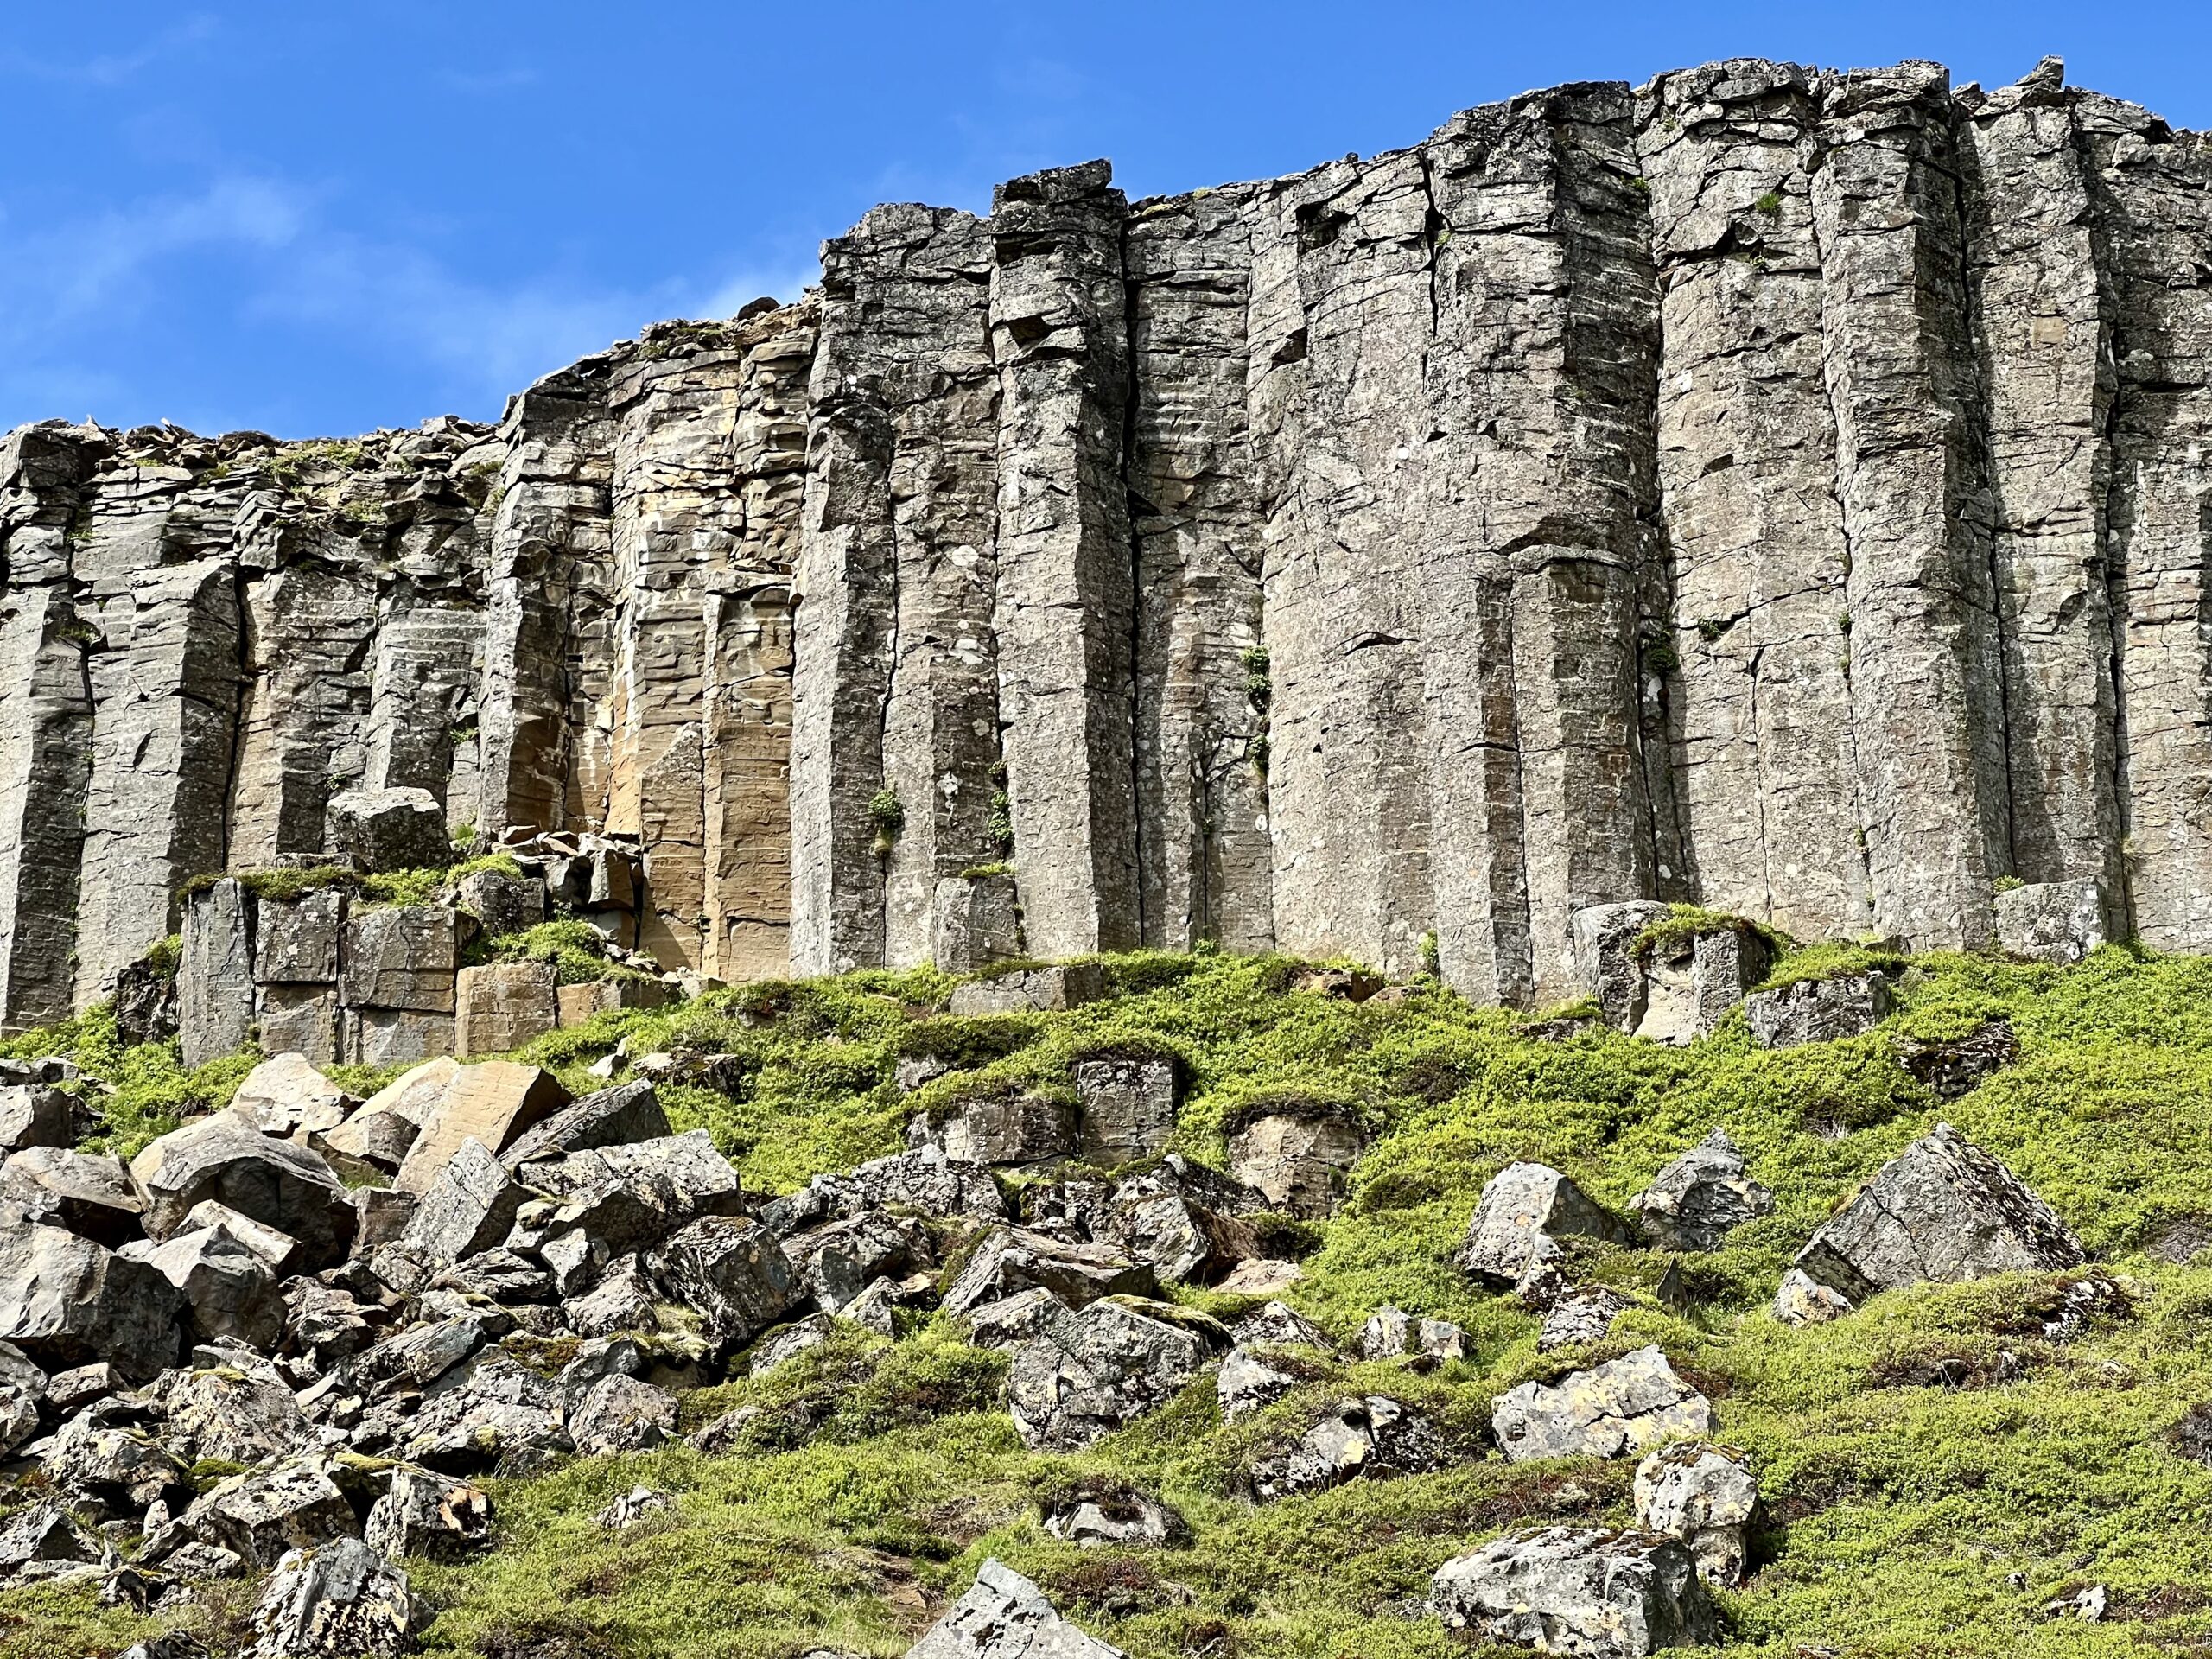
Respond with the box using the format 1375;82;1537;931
1;1146;144;1245
568;1373;677;1454
646;1217;801;1350
176;1452;358;1569
1041;1486;1185;1548
764;1144;1006;1233
402;1351;569;1474
563;1257;660;1339
933;874;1023;971
114;955;180;1048
1419;1318;1469;1363
0;1499;101;1580
232;1053;355;1139
594;1485;676;1529
1791;1122;2083;1305
942;1226;1158;1318
0;1084;73;1154
1631;925;1770;1045
907;1559;1126;1659
404;1138;527;1263
120;1224;285;1349
927;1090;1077;1166
1216;1257;1303;1297
256;889;346;985
499;1080;668;1168
130;1111;354;1267
143;1358;310;1466
947;963;1111;1015
1569;901;1672;1031
1072;1056;1179;1164
1745;974;1892;1048
454;962;559;1057
245;1535;421;1659
396;1062;567;1194
1540;1287;1633;1351
1007;1295;1229;1450
44;1361;114;1414
364;1469;493;1562
0;1224;183;1376
183;1198;307;1273
750;1313;836;1374
1217;1346;1299;1421
957;1287;1068;1351
341;906;466;1015
1225;1102;1364;1218
1234;1301;1334;1351
785;1213;926;1313
1634;1441;1758;1587
1458;1163;1626;1287
1491;1347;1714;1463
1433;1526;1719;1658
327;785;450;874
180;878;256;1070
1996;878;2108;964
455;866;546;937
0;1339;44;1456
1630;1131;1774;1251
1251;1395;1445;1500
1101;1192;1257;1286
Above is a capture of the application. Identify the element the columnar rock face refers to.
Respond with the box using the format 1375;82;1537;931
5;56;2211;1017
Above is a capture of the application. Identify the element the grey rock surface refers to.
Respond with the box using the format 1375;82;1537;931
129;1111;355;1268
1433;1526;1719;1657
0;1224;183;1376
1792;1122;2084;1303
1630;1130;1774;1251
907;1559;1127;1659
1007;1295;1229;1450
1996;878;2109;963
1745;973;1892;1048
1491;1346;1715;1463
327;786;451;874
246;1535;421;1659
1458;1162;1627;1287
1633;1440;1759;1587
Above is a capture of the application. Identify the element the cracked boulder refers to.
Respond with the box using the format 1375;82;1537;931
943;1226;1158;1319
400;1351;570;1475
646;1217;801;1351
164;1452;359;1571
1433;1526;1719;1659
567;1373;678;1455
0;1084;74;1155
1789;1122;2083;1309
1630;1131;1773;1252
1250;1395;1447;1501
1491;1347;1714;1464
1225;1100;1364;1218
0;1224;184;1377
365;1469;493;1563
1457;1163;1627;1289
1;1147;145;1246
0;1340;43;1456
119;1224;285;1350
129;1111;355;1268
0;1498;102;1586
1745;973;1891;1049
327;785;450;874
907;1558;1126;1659
1217;1346;1300;1421
1071;1056;1179;1165
924;1090;1078;1167
498;1080;668;1168
404;1138;527;1265
1631;923;1771;1046
1007;1296;1230;1451
762;1144;1007;1235
1569;901;1672;1031
1634;1441;1759;1588
784;1213;929;1313
1540;1287;1633;1352
1995;878;2108;964
246;1535;423;1659
233;1055;357;1141
1042;1484;1185;1548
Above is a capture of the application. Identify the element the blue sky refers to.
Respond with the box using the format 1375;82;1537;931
3;1;2206;439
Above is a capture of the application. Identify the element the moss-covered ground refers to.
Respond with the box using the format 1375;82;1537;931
12;942;2212;1658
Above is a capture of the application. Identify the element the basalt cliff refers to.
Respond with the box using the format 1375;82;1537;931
5;54;2209;1030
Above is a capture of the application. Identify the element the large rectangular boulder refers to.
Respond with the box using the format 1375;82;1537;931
340;906;465;1014
395;1062;568;1194
0;1224;184;1377
454;962;559;1057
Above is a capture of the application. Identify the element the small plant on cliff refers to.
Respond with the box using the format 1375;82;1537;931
868;788;906;857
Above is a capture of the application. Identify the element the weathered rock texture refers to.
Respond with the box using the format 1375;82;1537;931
5;57;2208;1017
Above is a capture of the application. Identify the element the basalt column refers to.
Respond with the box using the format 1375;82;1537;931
1637;62;1871;941
1126;185;1274;953
988;162;1142;959
1812;62;2012;950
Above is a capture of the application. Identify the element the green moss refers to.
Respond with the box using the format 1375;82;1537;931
34;943;2212;1658
480;918;652;987
1630;902;1787;965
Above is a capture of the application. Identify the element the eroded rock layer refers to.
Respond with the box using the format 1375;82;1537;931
5;56;2210;1020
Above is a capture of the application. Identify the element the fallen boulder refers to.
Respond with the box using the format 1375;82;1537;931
947;963;1110;1016
646;1216;801;1351
1458;1163;1627;1288
1224;1099;1364;1218
404;1138;527;1264
1995;877;2108;965
1072;1056;1179;1165
1008;1297;1229;1451
1789;1122;2083;1307
233;1055;356;1140
0;1224;184;1377
1634;1441;1759;1588
1745;973;1891;1049
326;785;450;874
1;1146;145;1245
364;1469;493;1563
943;1226;1157;1319
1433;1525;1718;1658
0;1084;74;1154
246;1535;422;1658
907;1558;1126;1659
1491;1346;1714;1463
129;1111;355;1268
396;1062;568;1194
120;1224;285;1350
1250;1395;1446;1500
0;1340;43;1456
1630;1130;1773;1252
499;1080;668;1168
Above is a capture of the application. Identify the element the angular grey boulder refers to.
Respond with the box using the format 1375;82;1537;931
1007;1296;1229;1450
1995;878;2108;965
404;1138;527;1265
926;1090;1077;1166
1630;1130;1774;1251
1491;1346;1714;1463
232;1054;355;1140
1042;1488;1184;1548
130;1111;355;1268
1217;1346;1299;1421
942;1226;1158;1319
170;1452;359;1570
246;1535;422;1658
1433;1526;1719;1658
1224;1101;1363;1218
1632;924;1770;1046
0;1224;183;1377
1457;1163;1627;1288
946;963;1111;1016
0;1084;73;1154
1072;1056;1179;1164
326;785;450;874
646;1216;801;1351
498;1080;668;1168
763;1144;1006;1234
0;1340;44;1457
568;1373;678;1455
120;1224;285;1350
906;1558;1126;1659
1634;1441;1759;1587
1250;1395;1446;1501
1745;973;1891;1049
1569;901;1672;1032
1790;1122;2083;1306
1;1146;144;1245
365;1469;493;1563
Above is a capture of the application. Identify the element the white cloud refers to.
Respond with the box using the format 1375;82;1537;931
0;15;219;88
